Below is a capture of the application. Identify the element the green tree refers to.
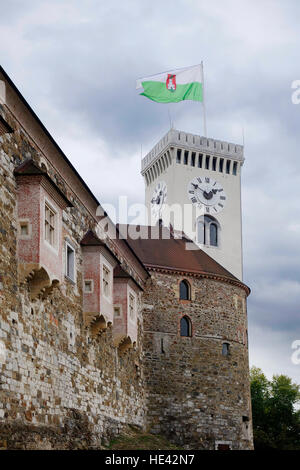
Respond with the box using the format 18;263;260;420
250;367;300;450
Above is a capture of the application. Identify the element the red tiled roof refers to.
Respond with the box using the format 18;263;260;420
118;224;250;294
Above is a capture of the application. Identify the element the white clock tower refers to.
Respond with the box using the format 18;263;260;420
141;129;245;280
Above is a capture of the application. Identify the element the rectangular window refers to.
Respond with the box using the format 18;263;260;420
219;158;224;172
184;150;189;165
226;160;231;174
222;343;230;356
84;280;93;293
20;222;29;236
212;157;217;171
205;155;210;170
129;293;135;320
114;306;121;318
102;265;110;297
191;152;196;167
176;149;182;163
66;243;75;281
45;204;56;246
232;161;237;175
198;154;203;168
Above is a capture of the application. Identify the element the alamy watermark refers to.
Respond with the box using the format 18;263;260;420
291;340;300;365
291;80;300;104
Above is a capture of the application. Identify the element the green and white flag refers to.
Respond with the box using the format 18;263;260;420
136;64;203;103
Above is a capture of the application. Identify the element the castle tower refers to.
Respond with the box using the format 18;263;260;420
141;129;244;280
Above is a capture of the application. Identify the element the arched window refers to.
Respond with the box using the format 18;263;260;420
180;316;192;337
197;215;220;247
179;279;190;300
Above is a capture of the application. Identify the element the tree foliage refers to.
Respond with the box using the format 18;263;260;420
250;366;300;449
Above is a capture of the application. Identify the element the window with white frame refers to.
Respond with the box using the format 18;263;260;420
197;215;220;247
102;265;110;297
84;280;93;293
45;203;56;246
114;306;121;318
66;243;75;281
129;293;135;320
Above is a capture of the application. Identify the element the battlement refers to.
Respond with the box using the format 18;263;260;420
141;129;244;173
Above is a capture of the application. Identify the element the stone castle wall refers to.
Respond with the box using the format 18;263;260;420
142;270;253;450
0;103;146;449
0;77;253;450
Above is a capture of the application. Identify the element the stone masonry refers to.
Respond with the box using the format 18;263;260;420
0;66;253;450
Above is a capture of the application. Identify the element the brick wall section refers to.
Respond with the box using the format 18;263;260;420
142;270;253;450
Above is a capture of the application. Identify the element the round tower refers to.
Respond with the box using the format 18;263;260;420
126;227;253;450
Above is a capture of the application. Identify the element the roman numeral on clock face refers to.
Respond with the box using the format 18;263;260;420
191;197;197;203
220;196;226;200
197;177;202;183
189;190;194;194
205;177;210;183
206;207;210;213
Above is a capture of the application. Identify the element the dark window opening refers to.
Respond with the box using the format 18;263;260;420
180;316;191;337
233;161;237;175
222;342;230;356
191;152;196;167
219;158;224;172
212;157;217;171
176;149;182;163
198;153;203;168
179;280;190;300
210;223;218;247
226;160;231;174
205;155;210;170
184;151;189;165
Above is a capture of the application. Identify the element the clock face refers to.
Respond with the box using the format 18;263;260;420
151;181;167;219
187;176;227;214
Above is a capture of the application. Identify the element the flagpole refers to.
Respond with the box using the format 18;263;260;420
200;61;207;137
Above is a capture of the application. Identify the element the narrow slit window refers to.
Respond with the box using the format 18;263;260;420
222;342;230;356
198;153;203;168
219;158;224;173
176;149;182;163
191;152;196;167
205;155;210;170
66;243;75;281
184;151;189;165
129;293;135;319
232;162;237;175
212;157;217;171
102;265;110;297
45;204;56;246
226;160;231;174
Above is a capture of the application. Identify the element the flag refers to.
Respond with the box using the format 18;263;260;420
136;64;203;103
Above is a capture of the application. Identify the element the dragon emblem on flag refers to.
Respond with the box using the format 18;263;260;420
166;74;176;92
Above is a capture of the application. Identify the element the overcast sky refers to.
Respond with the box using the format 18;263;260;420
1;0;300;385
